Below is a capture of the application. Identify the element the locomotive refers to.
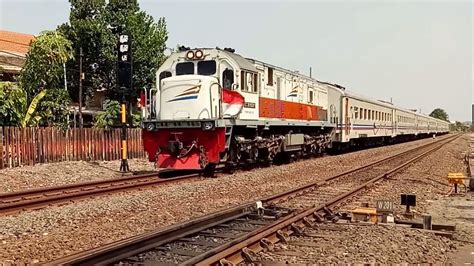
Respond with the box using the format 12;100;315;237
141;47;449;174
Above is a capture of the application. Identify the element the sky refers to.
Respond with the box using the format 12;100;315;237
1;0;473;122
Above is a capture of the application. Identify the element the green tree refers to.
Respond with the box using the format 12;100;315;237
104;0;168;103
450;121;469;132
61;0;168;109
0;82;26;126
59;0;115;104
0;82;48;127
429;108;449;122
93;100;120;130
19;30;73;127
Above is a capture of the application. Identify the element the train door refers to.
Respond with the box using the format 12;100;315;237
392;109;396;136
329;104;338;126
344;98;350;137
276;76;281;100
276;75;282;118
238;70;259;120
221;68;234;89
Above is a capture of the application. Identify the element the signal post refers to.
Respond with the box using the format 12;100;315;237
118;33;131;172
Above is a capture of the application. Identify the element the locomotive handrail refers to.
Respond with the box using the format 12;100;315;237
210;81;223;119
144;87;158;120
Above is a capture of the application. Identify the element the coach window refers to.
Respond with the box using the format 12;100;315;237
176;62;194;75
372;110;375;120
267;67;274;86
197;60;216;75
309;90;314;104
364;109;367;120
159;71;172;82
354;107;359;119
368;110;371;120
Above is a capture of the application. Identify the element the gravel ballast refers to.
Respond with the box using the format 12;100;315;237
256;134;470;264
0;159;155;192
0;135;463;263
257;224;456;264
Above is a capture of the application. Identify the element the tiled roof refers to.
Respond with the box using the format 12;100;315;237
0;30;35;56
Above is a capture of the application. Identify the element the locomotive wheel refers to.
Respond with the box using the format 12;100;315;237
224;162;236;174
203;163;217;178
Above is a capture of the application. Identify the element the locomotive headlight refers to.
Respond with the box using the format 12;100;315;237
195;49;203;59
146;123;155;131
186;50;194;60
201;121;214;131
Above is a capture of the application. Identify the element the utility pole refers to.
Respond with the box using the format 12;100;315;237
309;67;312;78
78;47;84;128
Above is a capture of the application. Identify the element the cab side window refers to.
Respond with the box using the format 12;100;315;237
222;69;234;89
159;71;172;82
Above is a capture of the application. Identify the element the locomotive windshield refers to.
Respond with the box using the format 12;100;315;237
197;60;216;75
176;62;194;75
175;60;217;76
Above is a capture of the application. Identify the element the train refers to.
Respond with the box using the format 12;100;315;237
140;47;449;174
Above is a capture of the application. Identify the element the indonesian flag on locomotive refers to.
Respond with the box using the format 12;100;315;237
222;88;244;117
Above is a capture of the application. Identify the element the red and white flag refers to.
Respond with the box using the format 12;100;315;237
222;88;244;117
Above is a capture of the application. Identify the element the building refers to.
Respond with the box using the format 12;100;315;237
0;30;35;81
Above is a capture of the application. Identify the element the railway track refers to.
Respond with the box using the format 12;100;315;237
0;171;203;215
47;134;460;265
1;136;450;217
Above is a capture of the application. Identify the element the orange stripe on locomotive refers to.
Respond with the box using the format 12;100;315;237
259;97;323;121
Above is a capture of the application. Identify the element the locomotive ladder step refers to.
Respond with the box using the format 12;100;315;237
224;126;233;149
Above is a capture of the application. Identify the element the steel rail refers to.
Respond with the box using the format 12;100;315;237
0;171;202;215
194;134;460;265
46;134;458;265
262;133;454;205
0;135;451;216
45;203;256;266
